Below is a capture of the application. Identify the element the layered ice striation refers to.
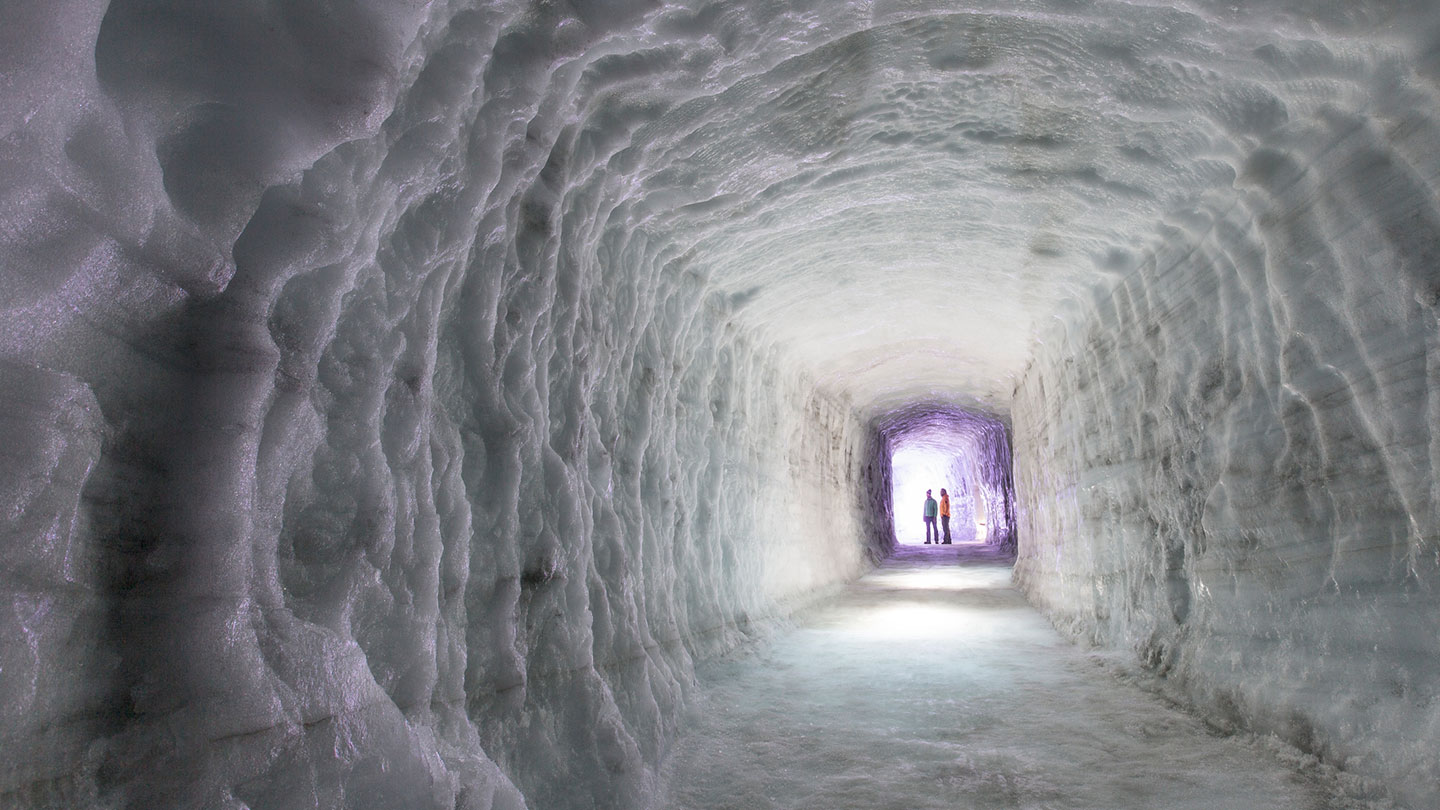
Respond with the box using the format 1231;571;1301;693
2;0;1440;807
1011;101;1440;806
2;2;886;806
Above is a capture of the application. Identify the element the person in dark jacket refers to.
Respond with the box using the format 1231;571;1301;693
923;490;939;544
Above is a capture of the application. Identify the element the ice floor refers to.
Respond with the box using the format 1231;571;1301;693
654;543;1363;810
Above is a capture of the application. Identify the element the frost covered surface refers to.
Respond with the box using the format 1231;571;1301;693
658;545;1369;810
2;1;884;806
1010;103;1440;804
1011;80;1440;810
2;0;1440;808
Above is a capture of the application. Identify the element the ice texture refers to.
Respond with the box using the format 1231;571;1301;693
659;545;1359;809
2;0;1440;807
1010;98;1440;807
4;1;887;806
1012;93;1440;810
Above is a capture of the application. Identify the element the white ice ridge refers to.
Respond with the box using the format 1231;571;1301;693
1;0;1439;808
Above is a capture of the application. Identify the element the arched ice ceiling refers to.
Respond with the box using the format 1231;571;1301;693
547;0;1434;417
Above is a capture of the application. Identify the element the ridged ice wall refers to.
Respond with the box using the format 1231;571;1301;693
1012;113;1440;806
0;2;887;807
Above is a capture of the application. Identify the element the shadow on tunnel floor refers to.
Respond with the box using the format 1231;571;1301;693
885;541;1016;568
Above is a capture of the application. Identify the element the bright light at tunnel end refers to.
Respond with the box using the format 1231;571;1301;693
883;406;1011;547
892;444;968;544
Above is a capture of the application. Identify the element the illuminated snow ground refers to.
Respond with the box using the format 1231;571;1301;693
657;545;1365;810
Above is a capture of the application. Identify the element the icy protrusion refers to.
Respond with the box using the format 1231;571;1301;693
0;362;107;806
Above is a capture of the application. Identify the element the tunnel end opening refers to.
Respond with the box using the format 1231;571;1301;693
870;404;1016;555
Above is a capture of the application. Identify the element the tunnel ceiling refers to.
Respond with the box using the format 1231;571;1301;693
552;0;1431;417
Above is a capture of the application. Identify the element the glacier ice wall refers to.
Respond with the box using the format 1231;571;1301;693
1;1;887;807
4;0;1440;807
1012;101;1440;808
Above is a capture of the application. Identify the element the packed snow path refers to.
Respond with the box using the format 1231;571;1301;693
656;543;1353;810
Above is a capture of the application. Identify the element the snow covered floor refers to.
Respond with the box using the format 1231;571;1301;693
655;543;1361;810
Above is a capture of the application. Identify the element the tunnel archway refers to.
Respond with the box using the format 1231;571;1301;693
876;404;1017;550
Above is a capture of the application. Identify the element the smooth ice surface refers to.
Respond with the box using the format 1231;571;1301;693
3;0;1440;807
656;545;1365;810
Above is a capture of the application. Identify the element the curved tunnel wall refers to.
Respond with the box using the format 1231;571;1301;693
1012;113;1440;805
1;2;888;807
2;1;1440;808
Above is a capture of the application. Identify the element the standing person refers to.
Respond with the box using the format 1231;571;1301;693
923;490;939;544
939;488;952;544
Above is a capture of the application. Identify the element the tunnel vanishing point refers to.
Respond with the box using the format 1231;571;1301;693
3;1;1440;808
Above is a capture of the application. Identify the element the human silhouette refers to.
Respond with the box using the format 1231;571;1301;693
939;488;952;544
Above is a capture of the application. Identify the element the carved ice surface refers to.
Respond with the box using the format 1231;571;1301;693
658;546;1365;810
1;0;1439;808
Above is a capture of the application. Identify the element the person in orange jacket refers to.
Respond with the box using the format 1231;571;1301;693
939;489;952;544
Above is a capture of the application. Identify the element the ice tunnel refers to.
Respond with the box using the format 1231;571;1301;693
2;0;1439;808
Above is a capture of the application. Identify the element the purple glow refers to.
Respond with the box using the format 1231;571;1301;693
875;404;1016;549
